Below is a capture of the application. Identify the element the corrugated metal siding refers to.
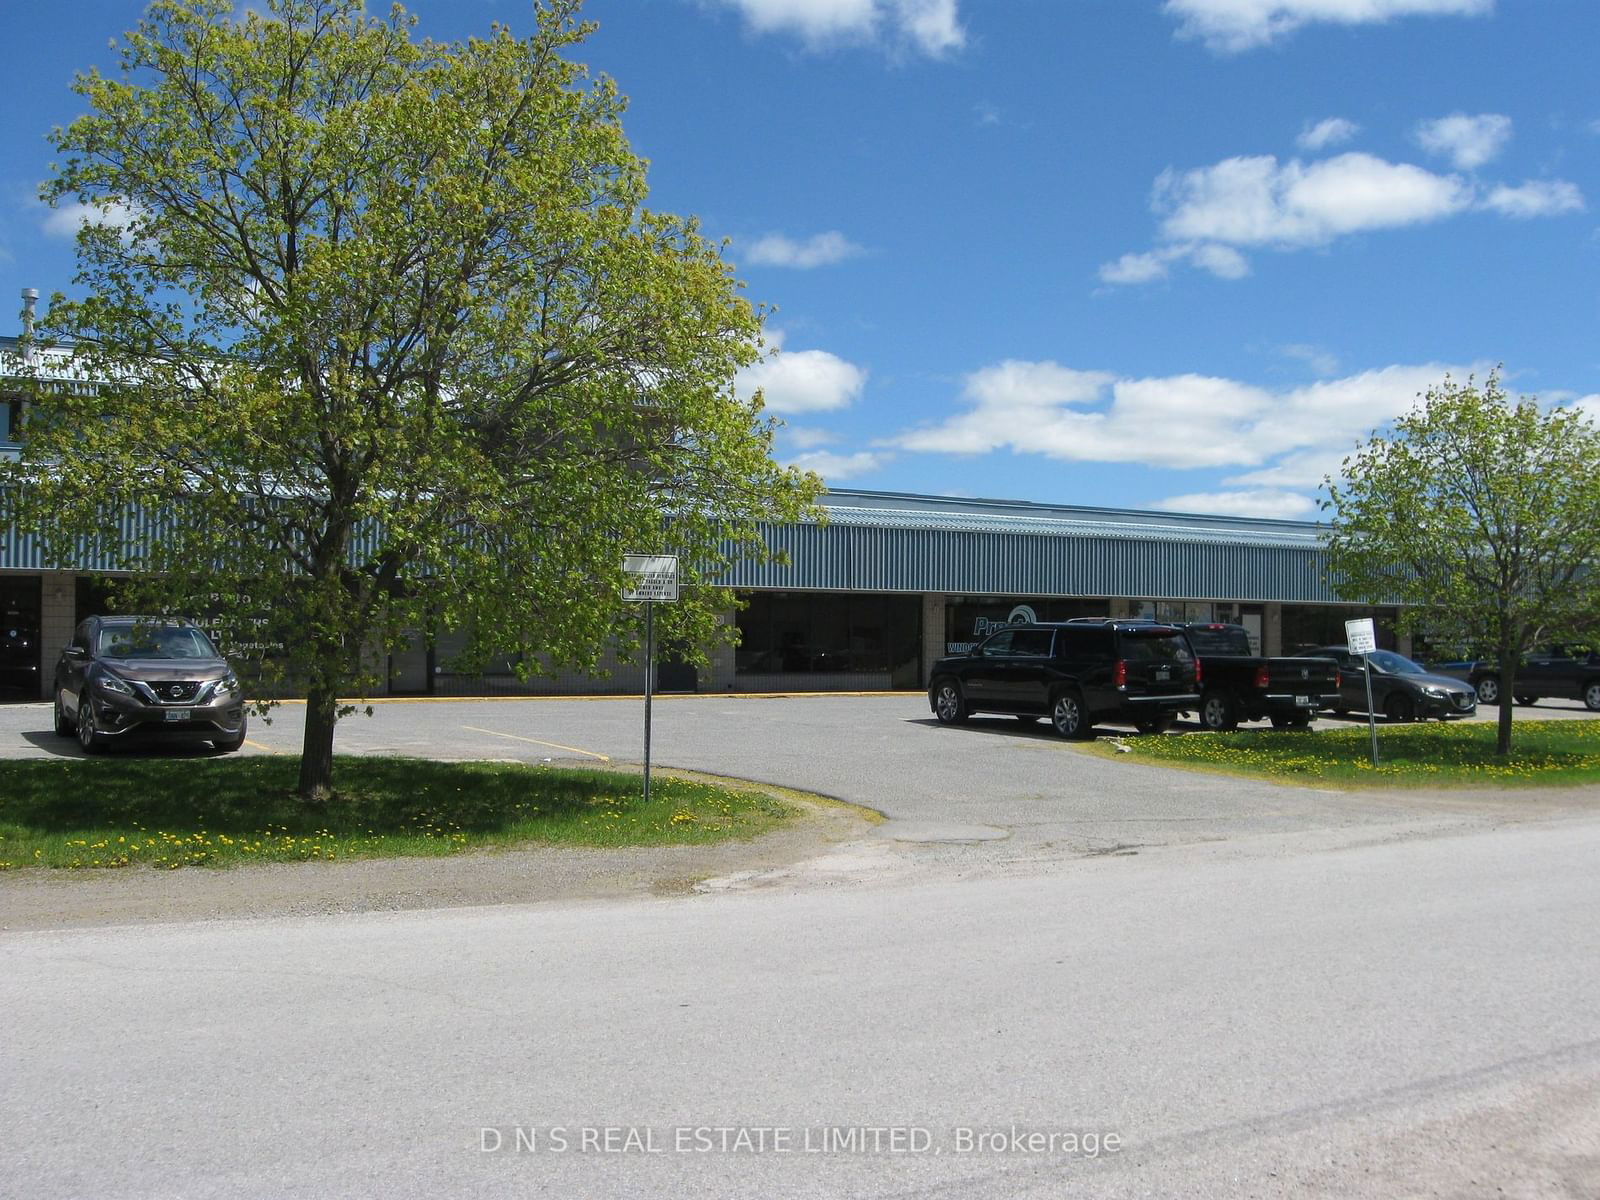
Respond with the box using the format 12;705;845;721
4;488;1341;603
722;521;1337;603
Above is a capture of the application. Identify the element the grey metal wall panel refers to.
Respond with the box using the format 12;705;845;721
5;485;1343;603
719;522;1339;603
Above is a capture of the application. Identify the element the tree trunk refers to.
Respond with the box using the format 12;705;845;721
1495;660;1517;758
298;685;339;802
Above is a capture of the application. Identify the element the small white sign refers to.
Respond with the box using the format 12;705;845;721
1345;617;1377;655
623;554;679;602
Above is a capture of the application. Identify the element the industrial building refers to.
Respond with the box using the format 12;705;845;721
2;324;1395;701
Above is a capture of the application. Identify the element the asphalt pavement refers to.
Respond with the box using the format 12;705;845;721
4;693;1599;1197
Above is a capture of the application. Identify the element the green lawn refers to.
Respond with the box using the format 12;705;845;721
0;756;794;870
1102;719;1600;787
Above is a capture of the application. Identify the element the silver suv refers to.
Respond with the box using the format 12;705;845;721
53;616;247;753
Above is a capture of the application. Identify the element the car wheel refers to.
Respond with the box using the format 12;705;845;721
213;713;248;753
1474;675;1502;705
1514;695;1538;707
1050;689;1091;740
1134;715;1173;735
1585;682;1600;712
1384;693;1417;723
53;692;75;737
1199;690;1238;732
76;693;106;754
932;679;968;725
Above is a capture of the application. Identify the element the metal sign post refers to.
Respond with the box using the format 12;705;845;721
1345;617;1380;768
623;555;679;806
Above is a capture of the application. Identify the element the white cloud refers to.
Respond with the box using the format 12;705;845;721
737;330;867;413
1188;242;1251;279
1415;112;1512;169
1102;151;1501;284
785;426;841;450
1224;448;1352;488
1157;152;1471;247
1155;489;1320;519
711;0;964;56
1165;0;1493;53
42;198;140;240
1107;140;1585;285
1097;242;1249;284
892;359;1478;487
743;230;864;269
1570;394;1600;422
1098;250;1176;286
1482;179;1585;219
1297;117;1360;151
786;449;888;480
1279;343;1340;376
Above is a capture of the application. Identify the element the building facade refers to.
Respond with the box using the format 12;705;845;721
2;329;1397;701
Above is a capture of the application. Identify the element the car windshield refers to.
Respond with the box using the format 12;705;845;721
97;625;219;660
1367;650;1426;675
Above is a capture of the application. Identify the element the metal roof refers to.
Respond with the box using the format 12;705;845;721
3;344;1340;601
814;489;1325;549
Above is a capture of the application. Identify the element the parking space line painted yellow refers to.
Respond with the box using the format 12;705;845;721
460;726;611;761
242;738;280;753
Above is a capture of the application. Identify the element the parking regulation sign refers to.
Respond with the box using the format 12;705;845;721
623;554;679;602
1345;617;1377;655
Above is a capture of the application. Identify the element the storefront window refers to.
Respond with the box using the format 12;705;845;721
942;597;1107;654
1281;605;1399;654
736;592;921;678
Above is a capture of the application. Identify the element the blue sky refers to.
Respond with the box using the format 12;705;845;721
4;0;1597;518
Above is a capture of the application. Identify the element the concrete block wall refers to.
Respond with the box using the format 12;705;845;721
920;593;946;686
1264;603;1283;657
37;571;76;699
707;606;738;691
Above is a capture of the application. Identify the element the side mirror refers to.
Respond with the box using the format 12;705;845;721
64;645;87;660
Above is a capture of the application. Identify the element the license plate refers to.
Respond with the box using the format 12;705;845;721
1294;695;1310;706
164;709;190;722
1156;669;1170;681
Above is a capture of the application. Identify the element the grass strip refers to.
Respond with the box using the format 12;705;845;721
1102;719;1600;787
0;756;793;870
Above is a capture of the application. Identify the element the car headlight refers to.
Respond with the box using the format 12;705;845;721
214;672;239;696
1419;686;1447;697
96;673;135;696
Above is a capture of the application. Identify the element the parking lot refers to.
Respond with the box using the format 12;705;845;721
5;692;1596;882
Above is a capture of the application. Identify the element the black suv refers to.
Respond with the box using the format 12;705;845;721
928;619;1200;738
53;616;248;753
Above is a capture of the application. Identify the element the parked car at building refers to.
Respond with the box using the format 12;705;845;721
1295;646;1476;722
927;619;1200;739
1175;622;1340;731
53;616;248;753
1429;645;1600;710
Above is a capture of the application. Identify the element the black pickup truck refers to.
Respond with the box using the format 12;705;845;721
1176;622;1340;731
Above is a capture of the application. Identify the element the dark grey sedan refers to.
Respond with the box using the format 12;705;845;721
1296;646;1477;722
53;616;248;753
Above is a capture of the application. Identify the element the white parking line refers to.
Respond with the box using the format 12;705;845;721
459;725;611;761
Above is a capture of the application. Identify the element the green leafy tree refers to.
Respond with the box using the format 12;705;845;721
1323;371;1600;755
4;0;820;799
